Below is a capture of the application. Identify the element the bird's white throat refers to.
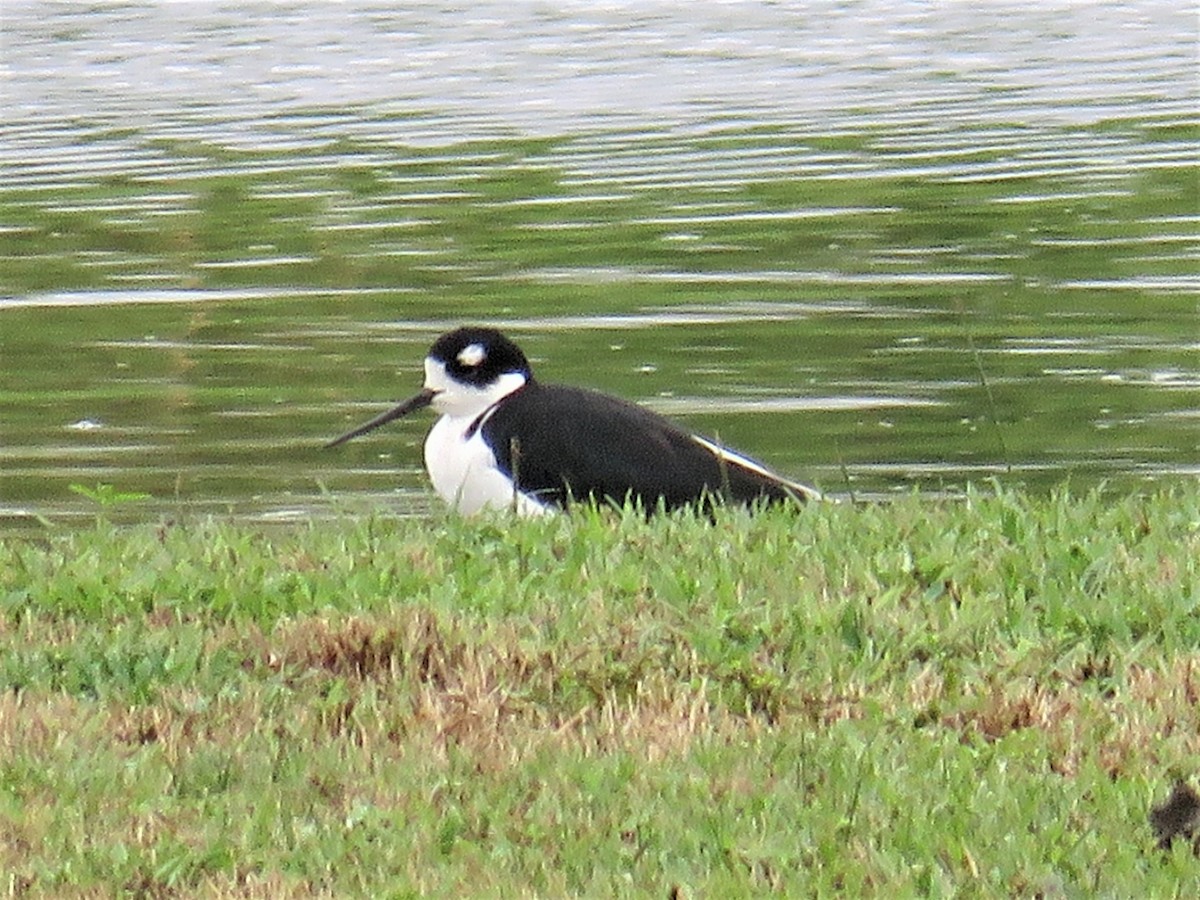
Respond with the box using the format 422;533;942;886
423;357;528;419
421;357;546;515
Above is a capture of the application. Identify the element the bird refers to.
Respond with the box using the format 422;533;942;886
326;326;820;516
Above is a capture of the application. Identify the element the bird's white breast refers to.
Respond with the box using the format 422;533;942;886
423;413;551;516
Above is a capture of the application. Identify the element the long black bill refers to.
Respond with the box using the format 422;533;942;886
324;388;437;449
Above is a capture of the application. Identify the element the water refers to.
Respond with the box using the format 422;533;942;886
1;1;1197;533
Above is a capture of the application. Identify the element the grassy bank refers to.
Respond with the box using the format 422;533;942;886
1;486;1198;896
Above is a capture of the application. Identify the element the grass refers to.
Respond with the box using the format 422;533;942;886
1;485;1198;896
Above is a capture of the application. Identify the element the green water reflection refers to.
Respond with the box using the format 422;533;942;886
2;116;1197;530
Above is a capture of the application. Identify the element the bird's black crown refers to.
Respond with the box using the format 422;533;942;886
429;327;533;387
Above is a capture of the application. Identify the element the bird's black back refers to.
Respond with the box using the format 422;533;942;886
478;381;813;511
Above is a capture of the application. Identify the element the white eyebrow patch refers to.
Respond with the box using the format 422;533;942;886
457;343;486;367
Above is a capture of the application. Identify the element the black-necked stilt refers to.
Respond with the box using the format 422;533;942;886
327;327;820;515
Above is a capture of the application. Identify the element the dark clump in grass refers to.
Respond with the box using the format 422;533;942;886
0;485;1198;896
1150;781;1200;854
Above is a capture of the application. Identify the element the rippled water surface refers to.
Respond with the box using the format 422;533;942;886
2;1;1197;532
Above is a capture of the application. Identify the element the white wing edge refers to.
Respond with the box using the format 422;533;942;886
691;434;823;501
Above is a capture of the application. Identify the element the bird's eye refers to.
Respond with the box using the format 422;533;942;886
456;343;486;367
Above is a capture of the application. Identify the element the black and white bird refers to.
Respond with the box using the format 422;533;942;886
326;326;820;515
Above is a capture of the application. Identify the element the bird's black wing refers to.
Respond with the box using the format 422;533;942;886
480;382;816;511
